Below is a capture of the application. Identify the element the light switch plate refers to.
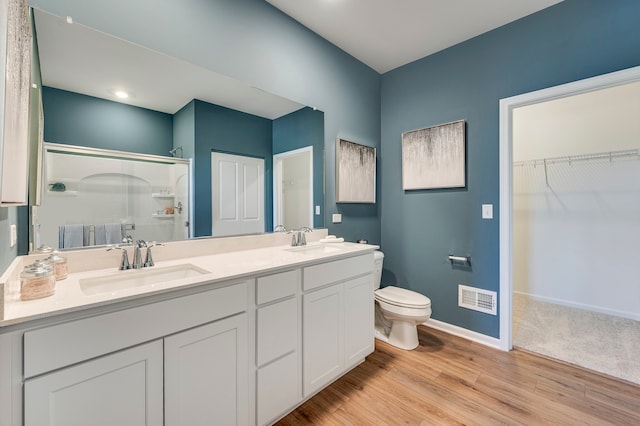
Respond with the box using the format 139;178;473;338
482;204;493;219
332;213;342;223
10;224;17;247
315;205;321;215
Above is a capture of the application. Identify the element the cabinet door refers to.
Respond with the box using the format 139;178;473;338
257;351;299;425
164;314;248;426
24;340;163;426
344;275;375;368
257;297;298;367
302;283;343;397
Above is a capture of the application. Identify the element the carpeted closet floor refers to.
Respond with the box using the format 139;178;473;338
512;293;640;385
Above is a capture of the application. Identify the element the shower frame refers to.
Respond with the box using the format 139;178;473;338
31;142;193;251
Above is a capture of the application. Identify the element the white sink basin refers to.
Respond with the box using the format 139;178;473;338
284;244;343;255
79;264;210;296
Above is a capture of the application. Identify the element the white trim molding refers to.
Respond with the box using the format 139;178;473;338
423;319;501;350
498;65;640;352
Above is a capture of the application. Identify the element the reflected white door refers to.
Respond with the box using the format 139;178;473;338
273;146;313;230
212;152;264;236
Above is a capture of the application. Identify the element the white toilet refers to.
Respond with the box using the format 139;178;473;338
373;251;432;350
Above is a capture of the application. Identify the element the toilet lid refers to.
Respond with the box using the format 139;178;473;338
375;286;431;308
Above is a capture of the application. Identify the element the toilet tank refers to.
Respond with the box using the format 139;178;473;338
373;251;384;289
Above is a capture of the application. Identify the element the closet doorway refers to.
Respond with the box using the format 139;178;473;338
499;66;640;383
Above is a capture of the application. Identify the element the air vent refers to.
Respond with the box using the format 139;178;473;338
458;285;497;315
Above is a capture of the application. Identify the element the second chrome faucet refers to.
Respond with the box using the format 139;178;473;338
290;227;312;247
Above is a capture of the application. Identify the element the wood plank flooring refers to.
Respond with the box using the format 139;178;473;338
277;326;640;425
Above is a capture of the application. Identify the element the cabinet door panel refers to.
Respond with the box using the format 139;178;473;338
24;340;163;426
344;275;374;368
302;284;343;397
257;297;297;366
164;314;248;426
257;351;299;425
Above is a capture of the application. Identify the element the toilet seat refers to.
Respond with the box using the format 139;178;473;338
375;286;431;309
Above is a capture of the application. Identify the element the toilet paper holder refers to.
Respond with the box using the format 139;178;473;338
448;254;471;266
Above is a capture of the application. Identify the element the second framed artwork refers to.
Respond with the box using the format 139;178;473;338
336;138;376;203
401;120;466;190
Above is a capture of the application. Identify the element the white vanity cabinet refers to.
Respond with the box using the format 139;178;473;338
1;247;377;426
302;254;374;397
255;269;301;426
22;280;249;426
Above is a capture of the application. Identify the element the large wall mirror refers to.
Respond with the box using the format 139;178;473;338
29;8;325;250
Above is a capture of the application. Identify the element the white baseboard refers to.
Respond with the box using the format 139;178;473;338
422;319;503;351
514;291;640;322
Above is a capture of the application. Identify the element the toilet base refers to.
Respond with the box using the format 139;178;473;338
374;320;420;350
388;320;420;350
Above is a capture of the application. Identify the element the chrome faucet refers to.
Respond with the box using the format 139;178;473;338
107;245;131;270
132;240;147;269
290;227;312;247
274;224;287;232
144;241;163;267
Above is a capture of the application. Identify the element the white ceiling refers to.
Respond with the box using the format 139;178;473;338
34;1;563;116
33;9;304;118
266;0;563;73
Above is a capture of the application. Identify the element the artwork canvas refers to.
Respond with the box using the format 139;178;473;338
402;120;466;190
336;138;376;203
0;0;32;205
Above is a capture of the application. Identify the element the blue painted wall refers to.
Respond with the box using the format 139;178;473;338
193;100;273;237
173;100;195;160
41;87;173;155
273;107;325;229
380;0;640;337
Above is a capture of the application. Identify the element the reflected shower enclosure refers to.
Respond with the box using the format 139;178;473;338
34;143;191;250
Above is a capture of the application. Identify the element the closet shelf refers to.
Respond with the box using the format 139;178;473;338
513;149;639;168
514;149;639;189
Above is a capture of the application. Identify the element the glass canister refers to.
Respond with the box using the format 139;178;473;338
20;260;56;301
45;251;68;280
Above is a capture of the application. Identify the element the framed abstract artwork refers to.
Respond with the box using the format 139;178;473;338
0;0;32;205
401;120;466;190
336;138;376;203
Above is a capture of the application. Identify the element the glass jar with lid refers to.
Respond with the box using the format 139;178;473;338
45;251;68;280
20;260;56;301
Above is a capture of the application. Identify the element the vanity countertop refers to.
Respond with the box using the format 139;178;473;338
0;241;377;327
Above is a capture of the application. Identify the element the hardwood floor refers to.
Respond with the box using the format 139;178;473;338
277;326;640;425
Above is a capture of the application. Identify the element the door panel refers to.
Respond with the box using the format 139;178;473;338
212;152;264;236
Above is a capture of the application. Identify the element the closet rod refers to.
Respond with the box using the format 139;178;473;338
513;148;639;168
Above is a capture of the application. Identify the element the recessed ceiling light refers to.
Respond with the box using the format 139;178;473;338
108;88;135;101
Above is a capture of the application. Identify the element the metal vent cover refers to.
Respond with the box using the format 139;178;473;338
458;285;497;315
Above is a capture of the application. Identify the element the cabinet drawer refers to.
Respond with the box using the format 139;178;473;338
257;351;299;426
256;269;299;305
24;281;248;379
303;253;373;291
256;298;297;367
